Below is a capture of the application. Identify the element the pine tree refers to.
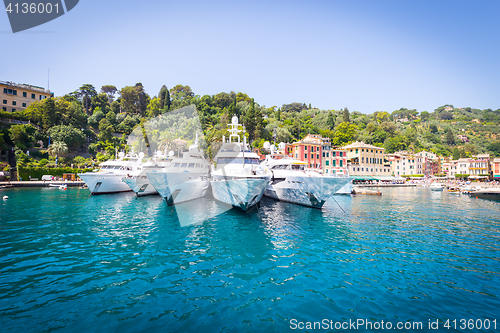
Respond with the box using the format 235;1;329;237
164;89;171;112
254;107;263;142
276;107;281;121
445;128;455;145
245;98;256;141
326;112;335;130
343;107;350;123
158;85;167;109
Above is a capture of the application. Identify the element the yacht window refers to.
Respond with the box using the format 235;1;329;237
174;163;180;167
244;158;259;165
181;163;187;168
188;163;195;168
291;165;305;171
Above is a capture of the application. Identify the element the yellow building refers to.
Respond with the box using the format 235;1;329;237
1;80;53;112
342;141;391;176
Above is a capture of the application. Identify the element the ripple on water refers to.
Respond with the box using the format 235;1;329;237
0;187;499;331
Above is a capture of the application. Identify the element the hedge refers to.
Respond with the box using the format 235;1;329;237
17;166;93;180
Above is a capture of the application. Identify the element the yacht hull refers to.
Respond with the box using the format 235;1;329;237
122;176;158;196
148;172;210;205
77;173;132;194
264;176;352;208
211;177;269;211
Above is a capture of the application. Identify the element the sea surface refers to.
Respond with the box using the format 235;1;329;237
0;187;499;332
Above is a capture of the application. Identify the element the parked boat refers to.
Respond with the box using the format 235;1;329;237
261;145;352;208
210;116;271;211
470;188;500;200
447;187;461;195
122;151;172;197
148;136;211;205
77;152;142;194
430;183;445;191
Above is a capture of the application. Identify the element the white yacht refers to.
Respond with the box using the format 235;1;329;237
77;152;142;194
122;151;172;196
262;145;352;208
210;116;271;211
147;137;211;205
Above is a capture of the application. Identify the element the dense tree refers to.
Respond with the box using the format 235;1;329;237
452;147;460;160
77;84;97;114
331;122;357;146
48;125;86;148
429;124;439;133
92;93;110;113
98;118;114;141
343;107;350;123
244;99;256;141
281;102;306;113
326;112;335;130
254;105;264;142
440;111;453;120
88;109;105;129
445;128;455;145
120;86;139;114
101;85;117;103
9;124;36;150
135;83;150;115
169;85;194;110
42;98;57;130
420;111;430;121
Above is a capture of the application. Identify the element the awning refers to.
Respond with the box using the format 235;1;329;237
352;176;376;181
469;175;488;179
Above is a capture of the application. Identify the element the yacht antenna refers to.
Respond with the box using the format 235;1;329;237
242;124;246;168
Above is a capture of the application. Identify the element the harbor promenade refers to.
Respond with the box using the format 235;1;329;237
0;180;85;188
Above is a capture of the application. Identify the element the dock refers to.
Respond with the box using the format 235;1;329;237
0;181;85;188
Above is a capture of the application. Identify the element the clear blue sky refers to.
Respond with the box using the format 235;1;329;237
1;0;499;113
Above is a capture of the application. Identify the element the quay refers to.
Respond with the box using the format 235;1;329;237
355;183;418;188
0;181;85;188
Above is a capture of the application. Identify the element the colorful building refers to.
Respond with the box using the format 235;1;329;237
492;158;500;180
342;141;391;176
1;80;53;112
287;134;348;175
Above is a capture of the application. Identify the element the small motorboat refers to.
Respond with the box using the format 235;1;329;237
447;187;460;195
471;188;500;200
430;183;444;191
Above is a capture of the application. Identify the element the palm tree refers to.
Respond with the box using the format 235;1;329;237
48;141;68;166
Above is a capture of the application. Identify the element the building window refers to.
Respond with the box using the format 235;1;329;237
357;168;360;171
326;161;329;166
305;154;307;158
12;101;16;106
2;107;6;111
355;149;358;154
340;160;343;167
22;103;26;107
332;151;336;157
326;153;329;157
12;108;16;112
362;157;364;163
316;154;319;159
333;160;336;167
322;152;325;157
362;149;364;152
2;100;6;104
23;92;27;97
31;93;35;99
362;168;364;171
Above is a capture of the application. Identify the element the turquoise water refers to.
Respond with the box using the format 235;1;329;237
0;187;499;332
